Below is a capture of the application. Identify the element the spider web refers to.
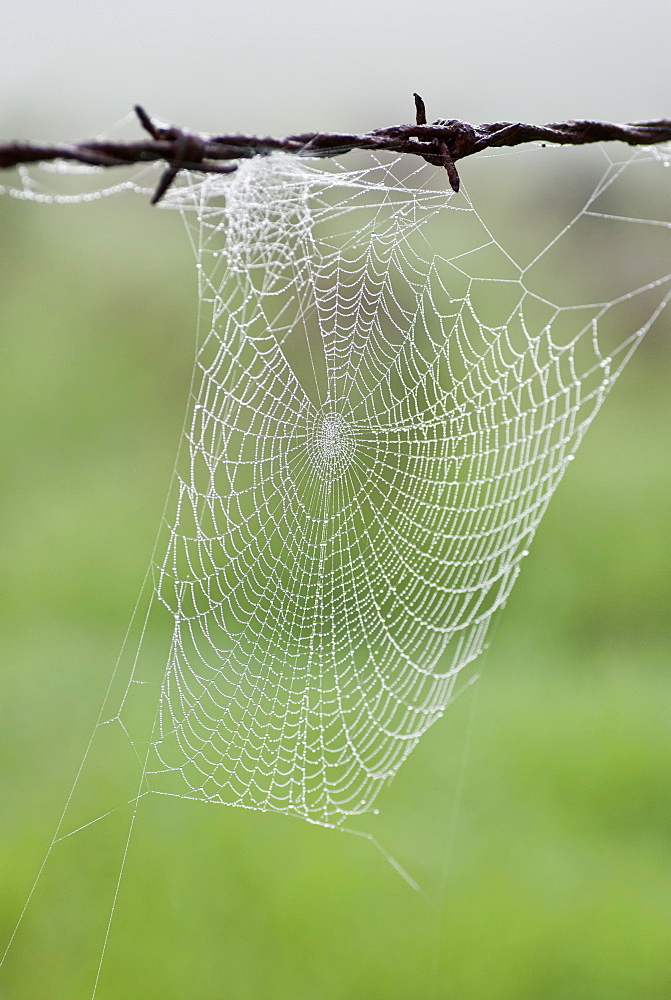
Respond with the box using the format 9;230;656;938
144;145;671;826
3;140;670;831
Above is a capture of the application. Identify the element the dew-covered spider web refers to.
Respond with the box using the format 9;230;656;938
149;145;671;826
3;138;670;833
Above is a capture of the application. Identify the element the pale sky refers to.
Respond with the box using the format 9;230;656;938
2;0;669;143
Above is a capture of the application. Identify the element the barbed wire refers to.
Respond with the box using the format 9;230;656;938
1;94;670;204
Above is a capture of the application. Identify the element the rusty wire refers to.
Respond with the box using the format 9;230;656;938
1;94;670;204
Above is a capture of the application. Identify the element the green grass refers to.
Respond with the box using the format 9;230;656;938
1;186;669;999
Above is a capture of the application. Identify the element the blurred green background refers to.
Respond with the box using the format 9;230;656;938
0;146;669;1000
